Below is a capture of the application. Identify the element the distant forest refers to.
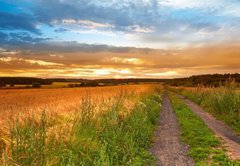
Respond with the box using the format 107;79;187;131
0;77;52;86
0;77;166;87
0;73;239;87
166;73;240;87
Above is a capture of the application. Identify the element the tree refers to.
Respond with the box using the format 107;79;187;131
32;82;41;88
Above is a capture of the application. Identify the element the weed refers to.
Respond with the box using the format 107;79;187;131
172;87;240;134
169;93;240;165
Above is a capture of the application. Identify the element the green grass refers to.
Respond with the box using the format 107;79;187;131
173;87;240;134
169;92;240;166
1;89;162;166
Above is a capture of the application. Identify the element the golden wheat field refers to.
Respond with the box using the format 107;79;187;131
0;84;163;165
0;84;157;126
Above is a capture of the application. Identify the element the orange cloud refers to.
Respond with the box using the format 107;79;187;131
0;43;239;78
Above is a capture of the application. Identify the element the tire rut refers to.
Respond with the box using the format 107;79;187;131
178;95;240;160
151;92;194;166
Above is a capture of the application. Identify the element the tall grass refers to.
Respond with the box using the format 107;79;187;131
169;93;240;165
0;88;162;165
173;87;240;134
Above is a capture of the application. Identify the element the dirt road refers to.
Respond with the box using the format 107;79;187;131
179;95;240;160
151;93;194;166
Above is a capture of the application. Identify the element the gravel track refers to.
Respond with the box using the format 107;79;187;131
151;93;194;166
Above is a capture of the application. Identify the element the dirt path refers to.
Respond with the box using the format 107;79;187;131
179;95;240;160
151;93;194;166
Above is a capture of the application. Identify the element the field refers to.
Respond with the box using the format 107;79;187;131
0;84;162;165
0;85;155;123
1;84;240;165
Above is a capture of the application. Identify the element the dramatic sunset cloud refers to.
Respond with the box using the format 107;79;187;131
0;0;240;78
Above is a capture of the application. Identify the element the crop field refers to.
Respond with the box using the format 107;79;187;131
1;83;240;165
0;85;157;121
0;84;162;165
2;0;240;164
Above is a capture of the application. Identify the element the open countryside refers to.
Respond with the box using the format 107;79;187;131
1;0;240;165
0;76;240;165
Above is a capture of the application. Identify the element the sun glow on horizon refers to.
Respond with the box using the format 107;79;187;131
0;0;240;78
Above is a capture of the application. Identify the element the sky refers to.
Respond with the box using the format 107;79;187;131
0;0;240;78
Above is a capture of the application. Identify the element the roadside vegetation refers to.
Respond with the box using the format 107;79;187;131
171;86;240;134
0;86;162;165
169;93;240;165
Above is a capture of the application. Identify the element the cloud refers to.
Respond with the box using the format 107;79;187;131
49;54;64;58
0;57;64;66
106;57;144;65
31;0;161;32
2;0;240;48
0;48;19;55
1;0;240;78
145;71;178;77
60;19;113;29
127;25;155;33
0;31;51;50
0;12;40;34
9;32;50;43
2;41;150;54
1;42;239;78
158;0;240;19
158;0;221;9
0;9;50;47
54;27;68;33
52;19;117;36
0;31;8;39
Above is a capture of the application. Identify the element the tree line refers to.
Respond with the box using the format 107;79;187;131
1;73;239;88
165;73;240;87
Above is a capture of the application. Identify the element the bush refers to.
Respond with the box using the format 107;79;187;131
32;82;42;88
0;81;6;87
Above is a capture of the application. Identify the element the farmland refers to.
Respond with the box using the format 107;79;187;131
0;84;162;165
2;0;240;164
0;82;240;165
0;84;155;122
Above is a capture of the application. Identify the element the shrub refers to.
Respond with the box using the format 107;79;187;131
32;82;42;88
0;81;6;87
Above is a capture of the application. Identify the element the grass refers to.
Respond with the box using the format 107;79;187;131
169;92;240;166
0;87;162;165
172;87;240;134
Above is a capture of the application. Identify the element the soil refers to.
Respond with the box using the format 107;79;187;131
151;92;195;166
179;95;240;160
